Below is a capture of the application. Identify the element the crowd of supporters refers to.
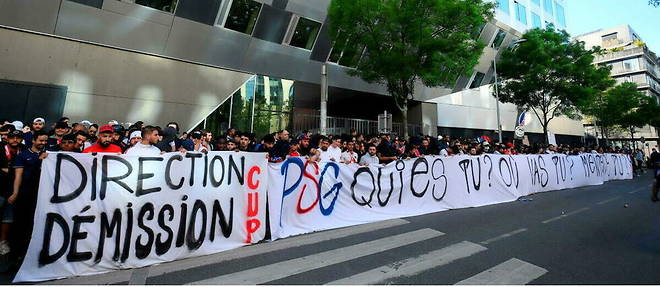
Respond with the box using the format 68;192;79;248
0;116;659;271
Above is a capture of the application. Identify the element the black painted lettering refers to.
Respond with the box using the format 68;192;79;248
136;157;164;197
52;153;88;203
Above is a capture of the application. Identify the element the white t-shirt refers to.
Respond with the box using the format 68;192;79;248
340;151;358;163
125;142;161;156
359;153;380;165
320;145;342;162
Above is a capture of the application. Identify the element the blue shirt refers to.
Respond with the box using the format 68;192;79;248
14;149;42;183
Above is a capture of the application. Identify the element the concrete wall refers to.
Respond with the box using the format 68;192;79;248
0;0;549;101
0;27;253;129
427;84;585;136
576;25;638;50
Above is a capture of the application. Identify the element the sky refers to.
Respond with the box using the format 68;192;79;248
565;0;660;52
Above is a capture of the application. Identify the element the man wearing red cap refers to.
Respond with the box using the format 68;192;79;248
83;124;123;153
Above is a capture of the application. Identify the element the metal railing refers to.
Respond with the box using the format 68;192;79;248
292;113;422;136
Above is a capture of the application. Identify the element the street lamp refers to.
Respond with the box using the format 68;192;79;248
493;38;527;143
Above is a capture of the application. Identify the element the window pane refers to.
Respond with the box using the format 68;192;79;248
543;0;553;15
555;2;566;27
532;12;542;28
471;23;486;40
338;43;364;68
135;0;178;13
492;29;507;49
623;58;639;71
469;72;486;89
328;47;343;63
289;17;322;50
531;0;540;6
496;0;509;14
515;2;527;24
225;0;262;35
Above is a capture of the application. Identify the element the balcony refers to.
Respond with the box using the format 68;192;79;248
594;46;657;64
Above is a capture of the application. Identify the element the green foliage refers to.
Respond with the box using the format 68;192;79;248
619;88;660;136
633;40;646;48
327;0;494;136
582;82;660;140
581;82;642;138
495;27;614;142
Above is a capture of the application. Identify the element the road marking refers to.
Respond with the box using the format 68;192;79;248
480;228;528;245
39;270;133;285
628;185;650;194
43;218;410;285
150;218;409;278
596;196;620;205
455;258;547;285
128;267;150;285
188;228;444;285
327;241;487;285
541;207;590;224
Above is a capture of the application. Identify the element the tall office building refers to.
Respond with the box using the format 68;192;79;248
0;0;575;140
424;0;585;144
575;25;659;145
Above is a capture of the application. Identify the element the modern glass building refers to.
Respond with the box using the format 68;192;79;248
0;0;581;141
425;0;585;144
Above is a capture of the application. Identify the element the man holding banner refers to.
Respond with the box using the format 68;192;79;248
11;130;49;260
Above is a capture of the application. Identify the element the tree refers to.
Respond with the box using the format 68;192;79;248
651;0;660;7
619;89;660;147
581;82;645;145
496;27;614;144
327;0;494;138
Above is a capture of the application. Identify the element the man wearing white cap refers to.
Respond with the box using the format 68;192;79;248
10;121;23;131
23;118;45;148
128;130;142;147
125;126;161;156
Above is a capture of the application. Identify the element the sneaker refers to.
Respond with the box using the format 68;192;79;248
0;240;9;255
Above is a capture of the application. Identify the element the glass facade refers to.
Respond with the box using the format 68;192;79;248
555;2;566;27
134;0;178;13
469;72;486;89
532;12;542;28
531;0;541;6
289;17;322;50
328;36;365;68
514;1;527;24
196;75;295;137
492;29;507;49
543;0;553;15
496;0;510;14
224;0;262;35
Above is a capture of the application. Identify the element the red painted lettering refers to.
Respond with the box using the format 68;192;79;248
297;161;319;214
247;166;261;190
247;192;258;217
245;219;261;243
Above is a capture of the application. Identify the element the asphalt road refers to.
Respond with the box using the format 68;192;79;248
11;172;660;285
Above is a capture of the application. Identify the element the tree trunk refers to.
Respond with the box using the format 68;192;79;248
401;103;409;138
542;123;549;145
630;127;636;149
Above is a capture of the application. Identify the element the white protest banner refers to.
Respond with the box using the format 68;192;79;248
15;152;268;283
268;153;632;239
